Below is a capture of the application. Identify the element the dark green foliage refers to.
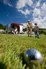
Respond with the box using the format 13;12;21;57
0;24;6;30
23;28;27;32
0;62;7;69
39;29;46;35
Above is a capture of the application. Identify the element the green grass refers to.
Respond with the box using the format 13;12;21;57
0;34;46;69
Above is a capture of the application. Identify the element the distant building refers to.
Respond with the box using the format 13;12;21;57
11;23;23;34
0;29;5;34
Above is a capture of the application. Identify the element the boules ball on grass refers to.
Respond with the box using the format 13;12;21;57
21;48;43;65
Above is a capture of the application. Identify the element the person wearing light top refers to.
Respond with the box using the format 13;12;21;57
27;20;32;37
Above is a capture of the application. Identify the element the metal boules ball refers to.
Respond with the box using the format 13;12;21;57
25;48;43;63
20;48;43;65
26;48;42;59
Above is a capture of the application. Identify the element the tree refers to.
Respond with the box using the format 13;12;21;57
0;24;6;30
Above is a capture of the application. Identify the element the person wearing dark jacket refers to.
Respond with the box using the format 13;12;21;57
34;23;39;38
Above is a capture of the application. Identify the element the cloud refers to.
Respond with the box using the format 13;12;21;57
7;2;13;7
32;17;46;28
41;2;46;10
1;0;13;7
16;0;46;28
3;0;8;4
26;0;33;6
16;0;33;9
32;2;46;28
1;0;46;28
18;9;31;15
36;1;40;7
33;8;41;18
16;0;26;9
16;0;33;16
22;23;28;29
31;0;41;9
41;2;46;17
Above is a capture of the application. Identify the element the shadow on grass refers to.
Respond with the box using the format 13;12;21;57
20;53;45;69
20;53;35;69
0;62;7;69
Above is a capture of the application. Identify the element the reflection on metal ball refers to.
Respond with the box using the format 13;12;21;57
25;48;42;61
20;48;43;69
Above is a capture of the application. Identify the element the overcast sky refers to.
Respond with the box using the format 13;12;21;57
0;0;46;28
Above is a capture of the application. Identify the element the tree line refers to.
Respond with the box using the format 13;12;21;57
0;24;6;30
0;24;46;35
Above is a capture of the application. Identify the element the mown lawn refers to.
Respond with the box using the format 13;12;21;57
0;34;46;69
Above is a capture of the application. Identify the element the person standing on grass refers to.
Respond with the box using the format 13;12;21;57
27;20;32;37
34;23;39;38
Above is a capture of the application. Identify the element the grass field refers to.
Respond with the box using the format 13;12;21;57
0;34;46;69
